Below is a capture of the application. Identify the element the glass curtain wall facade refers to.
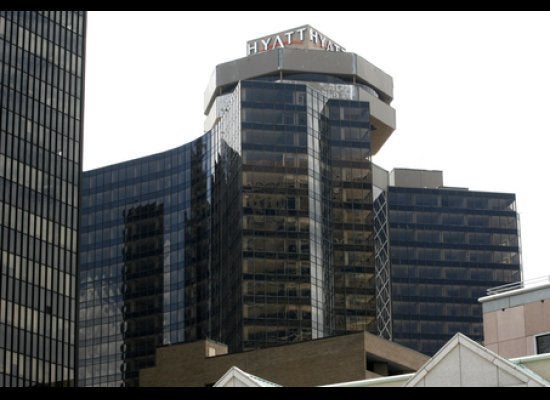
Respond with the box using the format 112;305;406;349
121;202;165;387
388;187;521;355
0;11;86;386
238;80;374;349
79;77;379;384
79;142;208;387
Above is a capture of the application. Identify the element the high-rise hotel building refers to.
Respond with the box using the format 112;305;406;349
78;25;521;386
0;11;86;386
78;25;396;386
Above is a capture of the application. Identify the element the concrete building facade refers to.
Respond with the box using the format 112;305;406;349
322;333;550;387
139;331;428;387
480;276;550;358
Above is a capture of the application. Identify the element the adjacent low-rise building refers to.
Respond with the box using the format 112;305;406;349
215;333;550;387
479;276;550;358
139;331;428;387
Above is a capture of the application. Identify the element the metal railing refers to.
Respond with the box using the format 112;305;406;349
486;275;550;296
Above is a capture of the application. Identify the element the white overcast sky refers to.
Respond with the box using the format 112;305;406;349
84;11;550;281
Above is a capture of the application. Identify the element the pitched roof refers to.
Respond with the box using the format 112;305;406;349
214;366;281;387
405;333;550;387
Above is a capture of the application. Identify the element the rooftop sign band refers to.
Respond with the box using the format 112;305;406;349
246;25;346;56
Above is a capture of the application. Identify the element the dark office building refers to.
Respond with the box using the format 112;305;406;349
0;11;86;386
79;25;398;386
235;81;375;348
386;169;521;356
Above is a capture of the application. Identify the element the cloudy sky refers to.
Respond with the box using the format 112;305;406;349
83;11;550;280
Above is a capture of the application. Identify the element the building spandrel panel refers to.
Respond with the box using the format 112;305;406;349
0;11;86;387
388;186;521;356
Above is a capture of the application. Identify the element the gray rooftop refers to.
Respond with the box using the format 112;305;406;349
203;46;396;155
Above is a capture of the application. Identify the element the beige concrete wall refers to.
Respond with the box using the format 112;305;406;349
205;339;229;357
484;299;550;358
141;333;365;387
390;169;443;189
140;332;428;387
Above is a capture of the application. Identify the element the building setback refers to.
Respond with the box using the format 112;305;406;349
0;11;86;386
386;168;521;356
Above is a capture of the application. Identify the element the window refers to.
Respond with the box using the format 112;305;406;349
536;333;550;354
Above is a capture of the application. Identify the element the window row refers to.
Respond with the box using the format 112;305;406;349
244;193;308;211
392;317;479;336
2;89;83;137
242;171;308;188
333;208;372;225
391;228;519;247
391;264;518;283
1;227;78;276
1;202;77;250
243;149;308;168
1;54;83;102
243;237;310;254
85;158;187;189
242;259;310;275
391;246;520;264
2;250;75;294
325;102;370;122
1;12;84;54
1;179;79;230
0;16;83;76
243;214;310;232
390;191;516;212
1;324;75;361
241;85;306;105
242;108;307;126
0;298;74;338
1;277;76;324
390;210;517;229
0;347;72;385
5;11;85;39
243;278;317;296
243;305;312;321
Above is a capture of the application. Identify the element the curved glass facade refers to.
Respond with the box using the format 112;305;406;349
79;141;205;386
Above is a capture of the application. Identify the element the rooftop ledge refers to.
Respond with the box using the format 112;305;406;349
479;275;550;303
